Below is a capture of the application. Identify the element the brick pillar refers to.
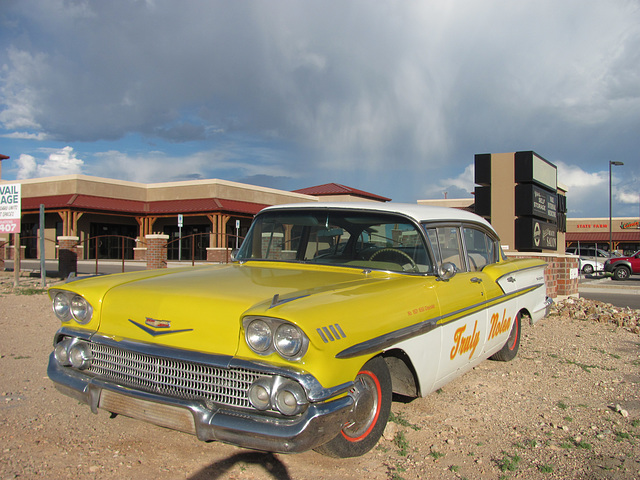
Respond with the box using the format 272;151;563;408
146;234;169;269
134;247;147;261
0;241;5;270
207;247;231;263
58;236;79;279
7;245;25;260
556;256;579;297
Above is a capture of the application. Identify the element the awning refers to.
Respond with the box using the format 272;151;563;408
565;232;640;242
21;194;267;216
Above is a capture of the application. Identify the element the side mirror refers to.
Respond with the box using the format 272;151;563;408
437;262;457;281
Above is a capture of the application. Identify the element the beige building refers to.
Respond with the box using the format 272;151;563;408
0;173;389;261
566;218;640;255
2;174;317;260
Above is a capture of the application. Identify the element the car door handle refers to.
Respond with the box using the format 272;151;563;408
470;277;483;283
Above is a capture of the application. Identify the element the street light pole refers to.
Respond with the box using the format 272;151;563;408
609;161;624;257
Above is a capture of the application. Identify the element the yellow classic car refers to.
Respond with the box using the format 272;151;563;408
48;203;551;458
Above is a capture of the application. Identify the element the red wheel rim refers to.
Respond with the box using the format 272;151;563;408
342;370;382;442
508;314;519;350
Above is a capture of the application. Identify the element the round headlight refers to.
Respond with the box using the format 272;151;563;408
274;323;303;358
246;319;272;353
68;341;92;370
70;295;91;324
274;380;307;416
54;338;73;366
53;293;71;321
248;378;272;410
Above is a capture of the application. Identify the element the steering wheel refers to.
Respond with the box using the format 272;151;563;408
369;248;419;272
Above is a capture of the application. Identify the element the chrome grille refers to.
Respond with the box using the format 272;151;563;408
87;343;264;409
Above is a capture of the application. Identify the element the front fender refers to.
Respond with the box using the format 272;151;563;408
605;260;631;273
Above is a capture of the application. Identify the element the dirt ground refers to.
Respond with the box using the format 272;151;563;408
1;277;639;480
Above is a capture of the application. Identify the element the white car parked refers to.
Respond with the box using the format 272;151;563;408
566;247;609;275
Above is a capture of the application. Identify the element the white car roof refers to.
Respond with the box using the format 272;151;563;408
262;202;495;232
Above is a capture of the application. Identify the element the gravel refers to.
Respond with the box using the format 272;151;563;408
1;275;639;479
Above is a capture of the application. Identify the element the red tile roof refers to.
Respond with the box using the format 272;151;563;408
294;183;391;202
21;194;267;216
21;194;76;210
72;195;146;213
566;232;640;242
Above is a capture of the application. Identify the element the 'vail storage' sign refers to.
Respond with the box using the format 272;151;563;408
0;184;21;233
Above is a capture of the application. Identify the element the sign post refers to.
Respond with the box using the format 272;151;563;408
40;204;46;288
178;214;183;261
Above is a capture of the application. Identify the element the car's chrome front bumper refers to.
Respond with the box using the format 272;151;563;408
48;353;354;454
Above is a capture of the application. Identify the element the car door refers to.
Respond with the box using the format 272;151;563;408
425;225;489;390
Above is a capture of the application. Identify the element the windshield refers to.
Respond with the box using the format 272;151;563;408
236;209;434;274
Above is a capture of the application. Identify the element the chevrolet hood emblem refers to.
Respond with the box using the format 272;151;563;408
129;318;193;337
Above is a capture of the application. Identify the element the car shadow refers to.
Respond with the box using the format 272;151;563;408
188;451;293;480
583;272;609;279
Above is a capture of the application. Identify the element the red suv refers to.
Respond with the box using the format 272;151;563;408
604;251;640;280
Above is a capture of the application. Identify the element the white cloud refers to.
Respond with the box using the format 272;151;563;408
556;161;604;188
440;164;475;195
1;131;49;140
15;154;37;179
618;191;639;205
16;146;84;179
417;163;475;200
90;147;297;184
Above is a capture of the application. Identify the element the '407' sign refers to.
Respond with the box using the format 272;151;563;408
0;184;21;234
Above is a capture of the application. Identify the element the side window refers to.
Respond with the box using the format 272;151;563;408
426;229;441;264
363;222;433;273
462;226;497;271
426;226;463;271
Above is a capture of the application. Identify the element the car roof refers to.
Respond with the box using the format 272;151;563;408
261;202;495;231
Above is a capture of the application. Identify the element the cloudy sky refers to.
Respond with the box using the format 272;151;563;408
1;0;639;218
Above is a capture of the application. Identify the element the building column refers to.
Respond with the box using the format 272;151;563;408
136;216;158;238
145;234;169;269
58;236;79;279
219;214;230;248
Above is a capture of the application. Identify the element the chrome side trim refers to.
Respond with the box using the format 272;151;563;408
269;293;311;309
336;283;545;359
336;317;440;359
542;296;554;316
494;264;547;286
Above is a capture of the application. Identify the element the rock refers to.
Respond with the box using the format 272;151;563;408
549;297;640;334
383;421;398;441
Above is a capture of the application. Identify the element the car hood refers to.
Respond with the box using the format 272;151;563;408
92;262;398;356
